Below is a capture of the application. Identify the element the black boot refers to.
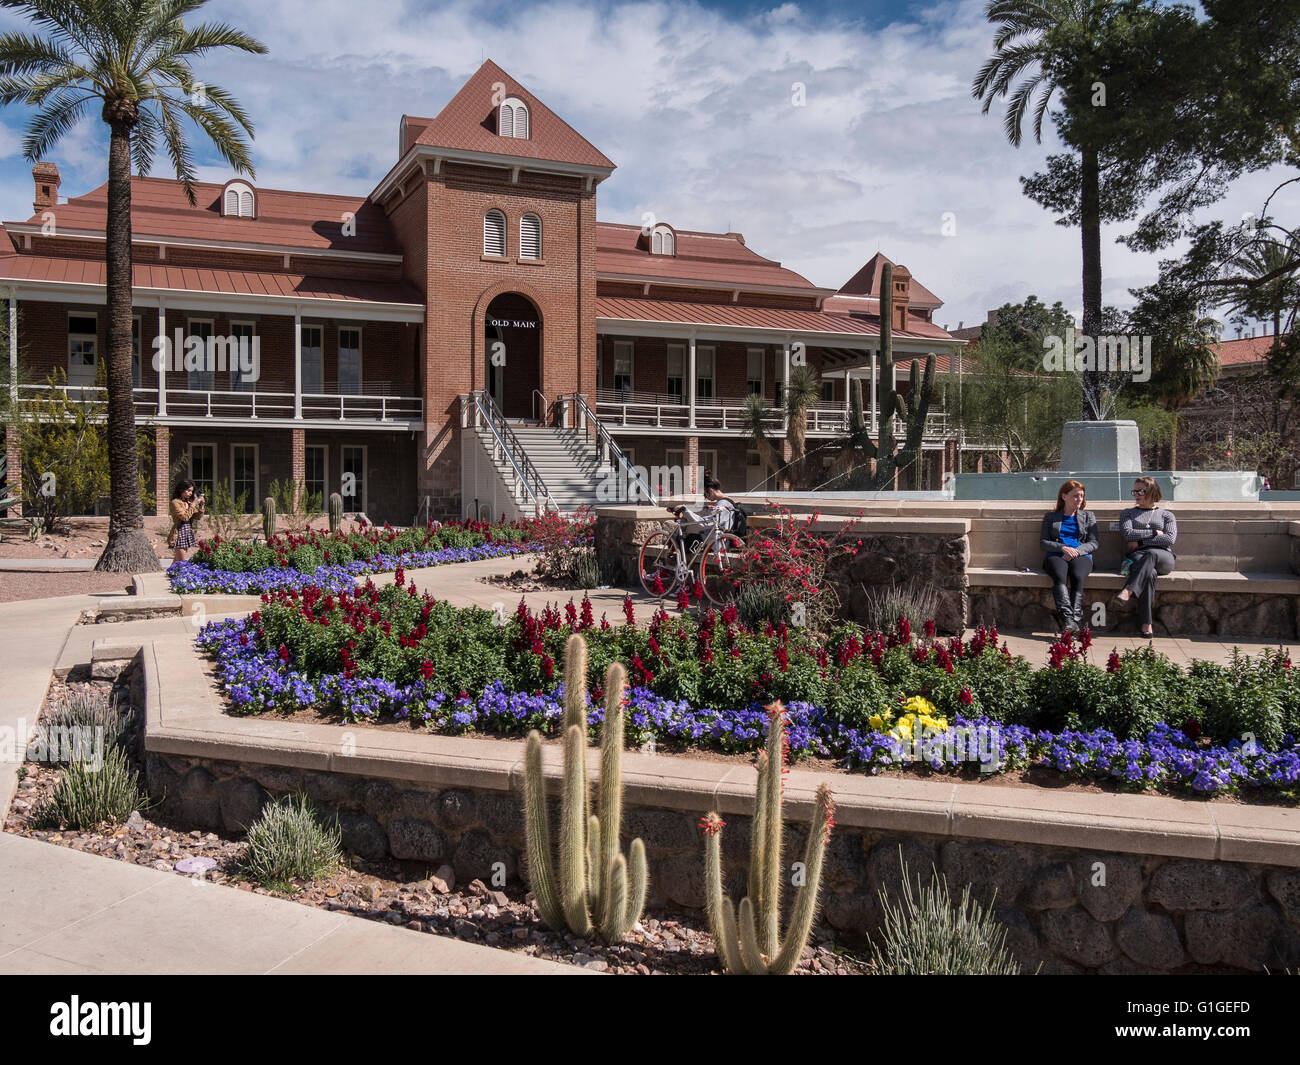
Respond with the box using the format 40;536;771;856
1051;585;1072;633
1070;588;1086;632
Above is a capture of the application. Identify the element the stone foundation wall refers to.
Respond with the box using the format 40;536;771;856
147;751;1300;973
594;511;680;587
826;531;969;635
970;584;1300;639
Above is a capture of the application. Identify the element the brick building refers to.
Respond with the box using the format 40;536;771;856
2;61;965;522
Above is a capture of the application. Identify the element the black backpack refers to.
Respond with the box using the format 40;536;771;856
722;498;750;537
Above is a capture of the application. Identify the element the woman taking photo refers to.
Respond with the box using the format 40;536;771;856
1116;476;1177;638
168;479;206;563
1040;479;1098;633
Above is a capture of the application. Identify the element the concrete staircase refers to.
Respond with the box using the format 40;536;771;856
468;424;609;514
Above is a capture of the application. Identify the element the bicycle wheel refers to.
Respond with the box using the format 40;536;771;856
639;531;682;598
698;532;746;605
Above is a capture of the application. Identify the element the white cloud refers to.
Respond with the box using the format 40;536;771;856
0;0;1293;331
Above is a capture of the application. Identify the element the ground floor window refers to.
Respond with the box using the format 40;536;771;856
305;445;327;506
188;443;216;501
231;443;258;512
341;444;367;513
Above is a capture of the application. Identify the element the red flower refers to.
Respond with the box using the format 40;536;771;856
959;687;973;705
1106;650;1121;673
277;644;289;663
420;659;434;681
699;814;726;836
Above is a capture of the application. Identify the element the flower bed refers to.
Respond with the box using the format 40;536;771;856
168;516;569;594
194;579;1300;798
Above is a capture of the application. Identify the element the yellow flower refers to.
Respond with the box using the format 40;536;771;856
869;714;884;731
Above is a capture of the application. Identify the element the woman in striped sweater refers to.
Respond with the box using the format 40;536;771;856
1115;476;1177;638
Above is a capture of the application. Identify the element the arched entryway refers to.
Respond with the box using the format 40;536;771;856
484;292;542;420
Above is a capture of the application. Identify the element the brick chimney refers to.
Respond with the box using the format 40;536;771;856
32;161;60;212
890;264;912;331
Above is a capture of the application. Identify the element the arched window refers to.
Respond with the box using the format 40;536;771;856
520;213;541;259
483;209;506;257
223;181;255;218
499;97;530;139
651;224;675;255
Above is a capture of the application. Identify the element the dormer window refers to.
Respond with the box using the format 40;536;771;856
499;97;530;139
222;180;255;218
650;224;675;256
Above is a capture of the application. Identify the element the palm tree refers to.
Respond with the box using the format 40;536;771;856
741;364;821;491
1225;233;1300;346
973;0;1114;420
0;0;266;571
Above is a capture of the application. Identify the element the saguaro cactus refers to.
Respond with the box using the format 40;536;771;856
701;703;835;975
262;495;276;541
328;491;343;534
523;633;648;941
839;261;936;490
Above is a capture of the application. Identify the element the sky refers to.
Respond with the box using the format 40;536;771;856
0;0;1293;332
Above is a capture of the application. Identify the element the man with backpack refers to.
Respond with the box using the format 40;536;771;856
668;471;748;550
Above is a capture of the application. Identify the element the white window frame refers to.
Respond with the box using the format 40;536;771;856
224;181;255;218
338;326;363;396
483;209;506;258
340;443;368;515
746;347;765;397
695;344;716;402
666;342;685;400
67;311;97;389
230;443;259;513
131;314;142;388
188;442;217;502
651;225;675;256
186;317;214;391
520;213;542;260
612;340;634;395
304;444;328;507
229;319;256;392
499;97;530;139
300;324;324;395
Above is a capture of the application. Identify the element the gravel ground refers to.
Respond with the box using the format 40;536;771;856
5;676;871;976
0;570;137;603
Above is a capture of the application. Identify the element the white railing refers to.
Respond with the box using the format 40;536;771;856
17;384;422;424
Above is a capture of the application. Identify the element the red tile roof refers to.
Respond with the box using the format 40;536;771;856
836;252;943;308
596;223;822;291
1214;334;1285;367
7;176;400;256
0;248;422;306
596;296;954;341
414;60;615;170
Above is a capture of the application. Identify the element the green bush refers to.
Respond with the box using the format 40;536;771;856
735;582;790;631
1029;658;1109;734
871;854;1022;975
35;746;148;830
1095;647;1196;739
242;794;342;890
859;580;940;634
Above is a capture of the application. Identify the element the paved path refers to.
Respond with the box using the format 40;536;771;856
0;832;572;974
0;557;172;572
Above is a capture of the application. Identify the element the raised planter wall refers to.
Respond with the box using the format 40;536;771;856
144;748;1300;974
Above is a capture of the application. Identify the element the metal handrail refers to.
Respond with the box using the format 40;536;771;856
468;390;556;513
561;392;658;505
532;389;549;423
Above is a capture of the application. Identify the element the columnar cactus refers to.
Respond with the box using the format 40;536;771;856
523;634;648;942
840;260;936;490
702;703;835;975
328;491;343;534
262;495;276;541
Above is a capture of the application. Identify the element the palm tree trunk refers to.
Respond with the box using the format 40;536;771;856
95;110;157;572
1080;144;1103;421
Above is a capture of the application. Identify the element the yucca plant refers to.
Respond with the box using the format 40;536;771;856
242;793;341;891
44;687;131;753
35;744;147;830
702;702;835;974
522;633;648;942
870;851;1022;975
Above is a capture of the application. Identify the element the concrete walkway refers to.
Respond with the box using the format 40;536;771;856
0;832;572;974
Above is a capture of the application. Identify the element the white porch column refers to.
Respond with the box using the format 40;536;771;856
293;306;303;420
870;350;878;433
7;290;16;408
155;300;167;416
687;331;697;429
781;338;791;433
843;370;851;414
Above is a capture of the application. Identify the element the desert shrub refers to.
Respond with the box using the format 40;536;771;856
871;853;1022;975
35;745;148;830
859;580;940;635
735;582;790;631
44;688;132;754
242;793;342;890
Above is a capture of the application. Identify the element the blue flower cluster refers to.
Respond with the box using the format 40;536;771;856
169;541;537;595
196;616;1300;797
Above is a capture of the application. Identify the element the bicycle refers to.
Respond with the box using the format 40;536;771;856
637;506;747;605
